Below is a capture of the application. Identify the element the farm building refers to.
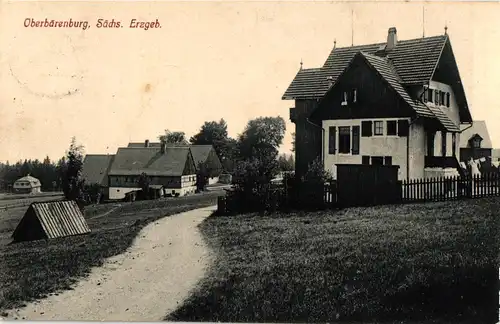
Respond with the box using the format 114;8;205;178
107;142;197;200
13;175;42;194
81;154;116;200
127;141;223;184
459;121;493;163
12;200;91;242
283;26;473;181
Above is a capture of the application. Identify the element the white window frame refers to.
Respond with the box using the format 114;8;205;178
373;121;384;136
341;92;348;106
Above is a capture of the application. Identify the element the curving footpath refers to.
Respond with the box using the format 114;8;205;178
5;205;216;321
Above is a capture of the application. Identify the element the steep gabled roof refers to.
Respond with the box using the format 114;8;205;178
283;35;447;100
82;154;115;187
460;121;493;148
109;146;193;176
316;51;460;132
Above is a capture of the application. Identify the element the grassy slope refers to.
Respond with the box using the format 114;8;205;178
0;192;221;313
168;198;500;323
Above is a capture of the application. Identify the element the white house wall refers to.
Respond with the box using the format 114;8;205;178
408;121;426;179
428;81;461;126
322;118;417;180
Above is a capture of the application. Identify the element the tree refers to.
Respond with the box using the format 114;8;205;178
62;137;85;208
235;116;286;184
190;119;237;173
138;172;150;199
277;153;294;172
291;132;296;153
158;130;188;145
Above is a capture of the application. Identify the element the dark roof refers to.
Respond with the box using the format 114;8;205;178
283;35;447;100
108;146;192;176
127;142;215;166
12;200;91;242
82;154;115;187
319;50;459;132
360;52;434;118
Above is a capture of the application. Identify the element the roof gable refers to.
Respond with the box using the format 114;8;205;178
82;154;115;187
283;35;448;100
460;121;492;148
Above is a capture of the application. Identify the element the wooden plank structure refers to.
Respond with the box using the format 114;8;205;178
12;200;91;242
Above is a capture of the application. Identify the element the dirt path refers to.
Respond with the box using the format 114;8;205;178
6;205;216;321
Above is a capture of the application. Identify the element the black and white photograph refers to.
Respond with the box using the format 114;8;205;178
0;1;499;323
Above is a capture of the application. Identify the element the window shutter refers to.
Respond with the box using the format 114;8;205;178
423;88;428;102
361;121;372;137
398;120;409;137
362;156;370;165
352;126;360;155
328;126;336;155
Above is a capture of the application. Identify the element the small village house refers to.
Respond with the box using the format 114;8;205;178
127;141;223;184
81;154;115;200
459;121;493;163
107;142;197;200
13;175;42;194
283;26;474;181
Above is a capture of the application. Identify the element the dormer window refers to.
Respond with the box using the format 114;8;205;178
446;93;450;107
469;134;482;149
427;88;433;103
434;89;439;105
439;91;445;105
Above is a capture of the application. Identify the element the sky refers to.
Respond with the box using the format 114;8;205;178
1;0;499;163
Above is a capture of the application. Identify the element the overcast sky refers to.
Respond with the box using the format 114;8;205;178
1;1;499;163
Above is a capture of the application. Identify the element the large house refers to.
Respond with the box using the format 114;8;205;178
107;143;197;200
127;141;223;184
81;154;115;200
459;120;493;163
283;27;473;181
13;175;42;194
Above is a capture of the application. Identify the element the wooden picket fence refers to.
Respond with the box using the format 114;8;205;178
401;173;500;203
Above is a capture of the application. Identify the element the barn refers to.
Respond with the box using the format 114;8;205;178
12;200;91;242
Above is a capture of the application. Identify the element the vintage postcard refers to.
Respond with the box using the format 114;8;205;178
0;0;499;322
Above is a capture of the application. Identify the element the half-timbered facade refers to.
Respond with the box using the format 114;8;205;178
284;27;473;180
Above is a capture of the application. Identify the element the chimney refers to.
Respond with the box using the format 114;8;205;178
386;27;398;51
144;139;150;147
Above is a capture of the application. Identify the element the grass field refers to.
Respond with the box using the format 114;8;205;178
0;191;222;313
167;197;500;323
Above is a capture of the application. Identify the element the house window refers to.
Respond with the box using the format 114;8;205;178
341;92;348;106
352;89;357;103
384;156;393;166
427;132;436;157
398;120;410;137
452;133;456;156
374;121;384;136
446;93;450;107
328;126;336;155
441;131;447;156
434;90;439;105
386;120;397;136
352;126;360;155
338;126;351;154
371;156;384;165
439;91;445;106
471;137;481;148
362;156;370;165
361;121;373;137
427;88;433;103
